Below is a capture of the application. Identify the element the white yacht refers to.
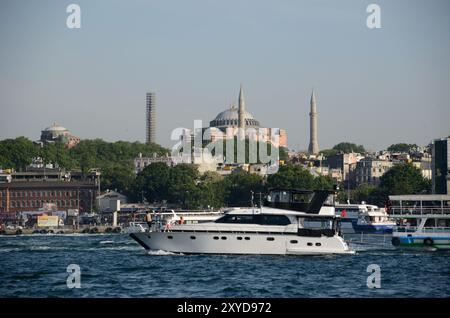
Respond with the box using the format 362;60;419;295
389;194;450;250
130;189;354;255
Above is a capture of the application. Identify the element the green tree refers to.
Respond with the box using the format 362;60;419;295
135;162;171;203
102;164;136;197
387;143;418;153
350;183;386;206
221;169;264;207
379;163;431;195
266;164;315;189
67;138;169;188
313;175;335;190
332;142;365;154
167;164;200;209
0;137;39;171
353;184;377;203
69;139;168;172
197;171;226;209
40;143;75;169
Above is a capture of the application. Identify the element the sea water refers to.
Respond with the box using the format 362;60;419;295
0;234;448;297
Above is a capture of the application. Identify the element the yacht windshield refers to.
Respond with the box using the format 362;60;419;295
215;215;254;224
215;214;291;226
267;191;290;203
292;193;314;204
255;215;291;225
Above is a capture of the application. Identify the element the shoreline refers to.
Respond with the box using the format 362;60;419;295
0;225;123;235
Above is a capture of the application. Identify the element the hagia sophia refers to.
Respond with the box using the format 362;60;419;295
40;122;80;149
204;85;288;148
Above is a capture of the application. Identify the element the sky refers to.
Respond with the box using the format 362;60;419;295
0;0;449;152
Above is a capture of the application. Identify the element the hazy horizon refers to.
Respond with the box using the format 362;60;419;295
1;0;449;152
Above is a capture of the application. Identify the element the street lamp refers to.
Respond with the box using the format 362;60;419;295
89;190;93;213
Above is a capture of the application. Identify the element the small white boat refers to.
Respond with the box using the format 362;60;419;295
355;208;396;234
130;189;354;255
389;194;450;250
335;203;395;234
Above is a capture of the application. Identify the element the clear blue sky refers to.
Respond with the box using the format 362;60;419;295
0;0;449;151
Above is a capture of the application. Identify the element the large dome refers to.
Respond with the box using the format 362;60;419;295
44;122;69;132
210;107;260;128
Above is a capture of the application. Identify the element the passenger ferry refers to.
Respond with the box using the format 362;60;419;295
130;188;354;255
389;194;450;250
335;203;395;234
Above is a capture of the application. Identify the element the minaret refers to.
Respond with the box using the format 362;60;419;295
146;92;156;144
308;89;319;155
238;84;246;139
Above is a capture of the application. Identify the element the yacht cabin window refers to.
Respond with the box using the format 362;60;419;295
267;190;316;204
292;193;314;203
267;191;290;203
215;214;291;226
216;215;254;224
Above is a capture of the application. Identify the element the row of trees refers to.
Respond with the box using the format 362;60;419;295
0;137;168;194
387;143;419;153
320;142;366;157
132;163;336;209
320;142;422;157
0;137;168;171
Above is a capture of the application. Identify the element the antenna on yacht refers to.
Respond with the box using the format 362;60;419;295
250;191;254;207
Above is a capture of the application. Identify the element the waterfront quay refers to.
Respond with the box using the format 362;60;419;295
0;225;122;235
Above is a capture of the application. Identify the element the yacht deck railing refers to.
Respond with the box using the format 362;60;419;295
394;226;450;233
389;206;450;216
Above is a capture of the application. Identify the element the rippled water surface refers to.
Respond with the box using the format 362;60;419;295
0;234;449;297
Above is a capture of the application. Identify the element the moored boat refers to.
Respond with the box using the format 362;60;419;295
335;203;395;234
389;194;450;250
354;208;396;234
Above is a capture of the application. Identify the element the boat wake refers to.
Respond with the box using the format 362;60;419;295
146;249;181;256
99;240;115;244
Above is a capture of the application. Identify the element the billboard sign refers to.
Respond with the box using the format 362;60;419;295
37;215;59;227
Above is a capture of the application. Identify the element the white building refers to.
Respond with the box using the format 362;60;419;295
355;158;394;186
134;153;174;174
97;191;128;213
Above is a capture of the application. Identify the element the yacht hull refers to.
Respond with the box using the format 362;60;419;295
130;231;354;255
